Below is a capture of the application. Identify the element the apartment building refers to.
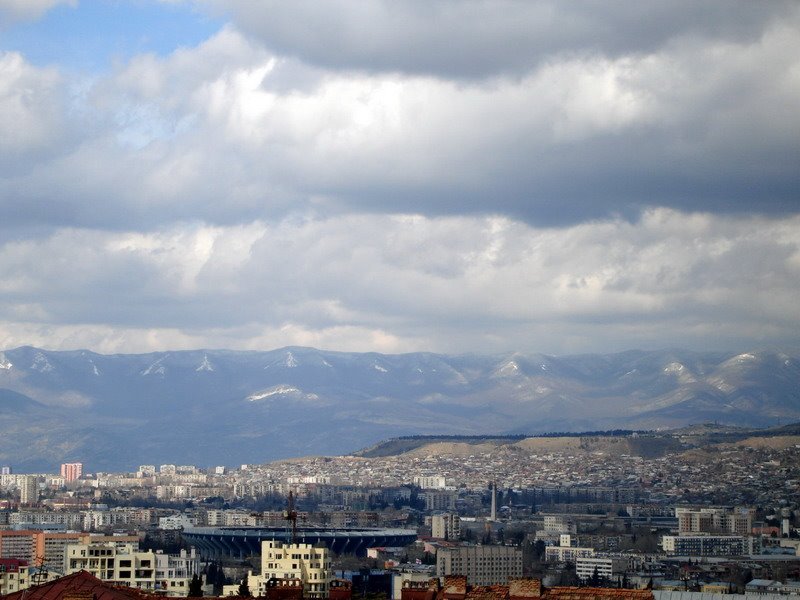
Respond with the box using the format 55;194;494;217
64;542;198;596
422;491;457;512
0;559;29;595
542;515;576;534
413;476;447;489
0;531;36;562
19;476;38;505
544;545;596;562
675;507;753;535
0;531;140;571
661;534;760;556
60;464;83;483
436;545;523;586
575;556;631;582
247;541;332;599
431;514;461;540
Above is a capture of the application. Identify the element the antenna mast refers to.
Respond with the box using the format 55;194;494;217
284;491;298;544
30;554;49;586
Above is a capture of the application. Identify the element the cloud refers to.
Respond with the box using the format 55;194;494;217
0;210;798;354
0;2;799;356
1;17;799;231
0;53;66;163
215;0;795;79
0;0;74;27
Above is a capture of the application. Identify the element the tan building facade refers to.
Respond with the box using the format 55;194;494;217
247;540;332;599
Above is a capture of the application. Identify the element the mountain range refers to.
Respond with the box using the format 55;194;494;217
0;346;798;472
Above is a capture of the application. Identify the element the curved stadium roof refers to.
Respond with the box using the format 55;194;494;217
182;526;418;558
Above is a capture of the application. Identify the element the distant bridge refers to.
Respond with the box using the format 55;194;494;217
182;526;418;559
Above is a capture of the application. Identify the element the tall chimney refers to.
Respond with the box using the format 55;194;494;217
490;481;497;521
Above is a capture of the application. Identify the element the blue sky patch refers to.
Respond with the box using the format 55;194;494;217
2;0;223;72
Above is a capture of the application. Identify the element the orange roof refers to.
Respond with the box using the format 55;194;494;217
465;585;510;600
544;587;653;600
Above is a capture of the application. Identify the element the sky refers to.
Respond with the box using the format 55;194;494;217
0;0;799;357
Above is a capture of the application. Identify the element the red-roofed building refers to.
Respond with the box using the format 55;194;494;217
0;559;29;595
401;578;654;600
0;570;158;600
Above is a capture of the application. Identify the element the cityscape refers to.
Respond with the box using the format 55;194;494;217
1;426;799;600
2;2;799;600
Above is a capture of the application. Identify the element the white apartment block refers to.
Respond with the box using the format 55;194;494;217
138;465;157;477
413;476;447;489
65;542;199;596
159;514;197;530
247;541;332;599
544;545;596;562
575;556;631;582
436;545;523;586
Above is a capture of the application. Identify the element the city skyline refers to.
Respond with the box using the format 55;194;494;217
1;1;799;356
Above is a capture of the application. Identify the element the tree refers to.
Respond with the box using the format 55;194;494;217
188;574;203;597
238;578;251;597
211;565;226;593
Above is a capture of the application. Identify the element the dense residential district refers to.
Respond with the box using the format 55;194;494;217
1;432;799;600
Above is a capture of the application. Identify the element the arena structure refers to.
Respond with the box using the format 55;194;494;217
182;526;419;559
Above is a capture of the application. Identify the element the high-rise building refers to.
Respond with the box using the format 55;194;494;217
60;463;83;482
436;545;522;586
431;514;461;540
0;466;11;475
18;476;37;505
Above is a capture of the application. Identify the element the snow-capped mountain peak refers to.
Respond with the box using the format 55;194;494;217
196;355;214;372
30;352;54;373
141;356;167;376
246;384;320;403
